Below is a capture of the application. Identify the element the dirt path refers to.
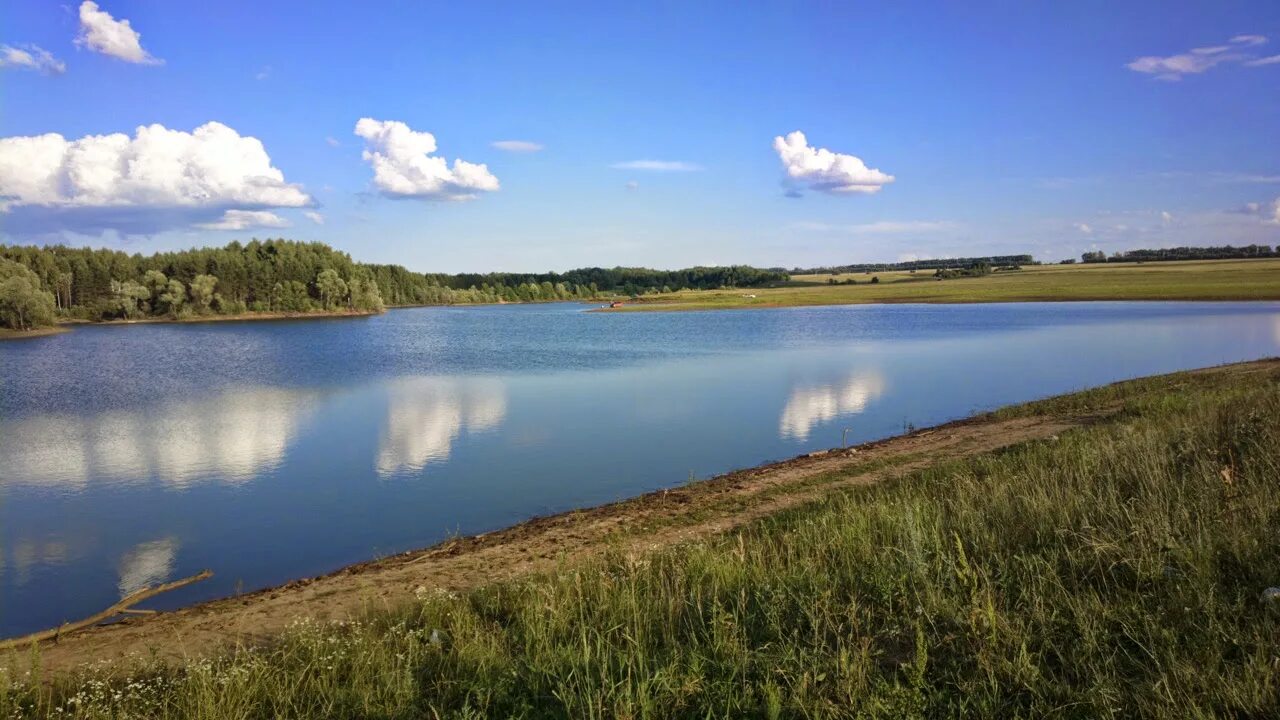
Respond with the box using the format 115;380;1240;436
3;405;1094;676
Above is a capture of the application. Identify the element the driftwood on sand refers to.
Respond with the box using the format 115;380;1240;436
0;570;213;651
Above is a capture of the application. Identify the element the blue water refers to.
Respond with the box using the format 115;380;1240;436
1;301;1278;638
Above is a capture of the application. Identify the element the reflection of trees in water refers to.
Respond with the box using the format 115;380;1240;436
779;371;887;441
117;537;178;597
376;378;507;476
0;388;316;489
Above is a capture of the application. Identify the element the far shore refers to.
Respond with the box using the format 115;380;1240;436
599;257;1280;312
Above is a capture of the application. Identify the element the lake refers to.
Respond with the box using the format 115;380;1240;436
2;301;1279;638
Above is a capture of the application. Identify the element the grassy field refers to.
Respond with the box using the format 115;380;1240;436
612;258;1280;310
2;361;1278;718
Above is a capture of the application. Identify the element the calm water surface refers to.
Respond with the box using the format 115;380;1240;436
2;301;1279;637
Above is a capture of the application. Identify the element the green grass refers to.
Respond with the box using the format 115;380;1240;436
616;258;1280;310
3;363;1280;718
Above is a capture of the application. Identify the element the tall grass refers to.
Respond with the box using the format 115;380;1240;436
3;367;1279;718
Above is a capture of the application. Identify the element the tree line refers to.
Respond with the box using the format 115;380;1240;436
0;240;791;330
0;240;387;329
1081;245;1277;264
791;255;1037;274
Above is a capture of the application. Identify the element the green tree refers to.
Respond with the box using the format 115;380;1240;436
278;281;312;312
159;279;187;316
0;259;57;330
189;274;219;313
142;269;169;309
347;277;385;312
315;269;348;310
109;279;151;319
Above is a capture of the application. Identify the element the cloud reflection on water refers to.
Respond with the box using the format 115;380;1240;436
6;538;72;587
117;537;178;597
0;388;316;489
779;370;887;441
376;378;507;476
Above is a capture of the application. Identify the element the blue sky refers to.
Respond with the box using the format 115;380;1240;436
2;1;1278;272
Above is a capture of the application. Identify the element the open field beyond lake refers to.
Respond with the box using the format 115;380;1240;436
4;359;1279;718
612;258;1280;310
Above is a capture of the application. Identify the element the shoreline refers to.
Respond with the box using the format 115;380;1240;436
1;309;385;339
0;326;72;341
10;357;1276;674
87;308;385;327
594;295;1280;312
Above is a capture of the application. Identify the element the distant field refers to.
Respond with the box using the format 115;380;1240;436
615;258;1280;310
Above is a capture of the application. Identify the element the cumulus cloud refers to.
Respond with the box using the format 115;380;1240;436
491;140;544;153
1127;34;1270;80
354;118;499;201
76;1;161;65
0;121;311;234
304;210;325;225
611;160;703;171
773;131;893;196
196;209;289;231
0;44;66;74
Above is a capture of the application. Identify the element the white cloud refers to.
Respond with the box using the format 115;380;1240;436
773;131;893;196
76;1;161;65
1161;211;1173;224
1231;34;1268;47
610;160;703;171
1074;222;1094;234
304;210;324;225
196;209;289;231
796;220;954;234
0;121;311;234
491;140;544;153
1153;170;1280;184
0;44;66;74
354;118;499;201
1128;34;1270;80
1244;54;1280;67
255;65;270;81
1242;197;1280;224
1127;46;1239;80
325;136;341;147
625;180;639;191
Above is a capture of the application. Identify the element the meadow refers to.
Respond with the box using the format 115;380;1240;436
2;360;1277;718
614;258;1280;310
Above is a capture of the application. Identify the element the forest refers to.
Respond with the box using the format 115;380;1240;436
1081;244;1277;263
0;240;789;330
